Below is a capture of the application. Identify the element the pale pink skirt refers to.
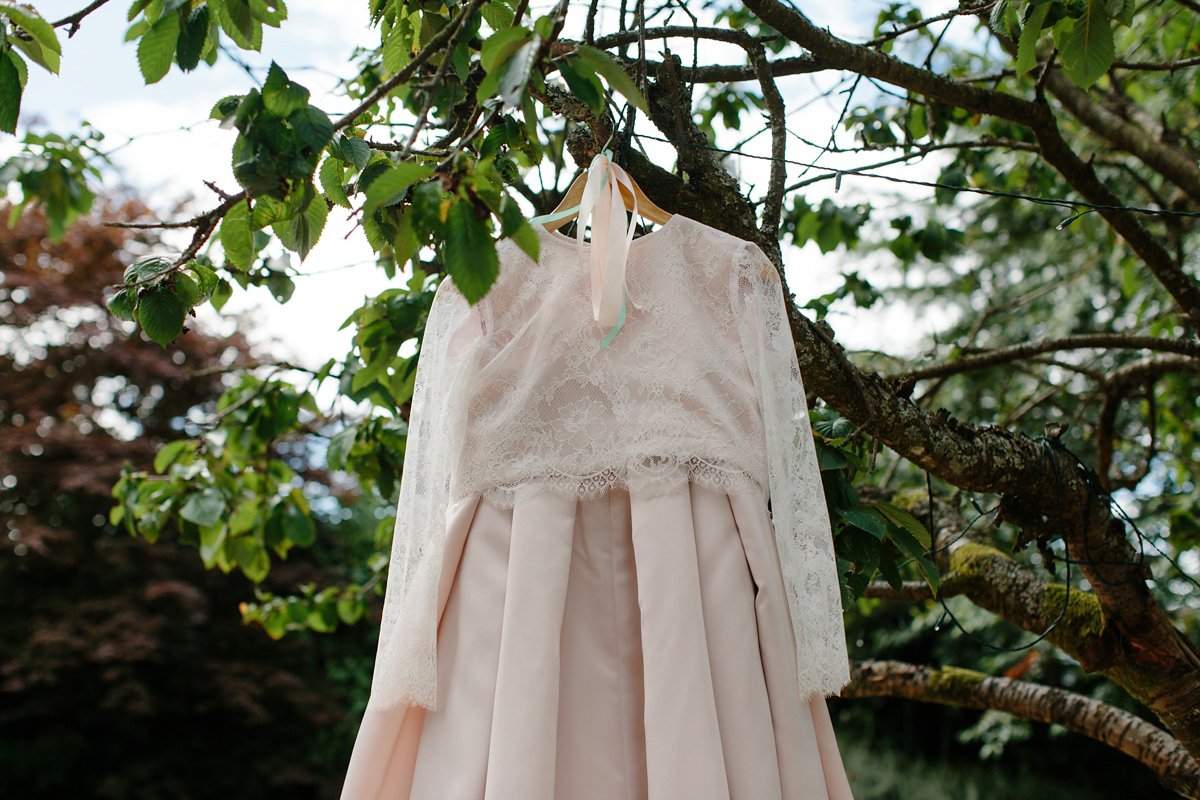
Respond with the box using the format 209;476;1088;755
340;483;855;800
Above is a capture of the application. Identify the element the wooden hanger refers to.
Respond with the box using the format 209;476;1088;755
538;162;673;233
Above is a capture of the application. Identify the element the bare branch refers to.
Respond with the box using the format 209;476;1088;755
51;0;112;37
1114;54;1200;71
749;41;786;240
844;659;1200;798
861;2;995;49
896;334;1200;381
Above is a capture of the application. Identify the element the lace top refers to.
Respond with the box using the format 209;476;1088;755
369;214;850;710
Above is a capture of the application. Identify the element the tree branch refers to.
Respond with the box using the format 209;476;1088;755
333;0;485;133
844;659;1200;798
51;0;112;37
749;41;786;240
740;0;1200;322
896;334;1200;381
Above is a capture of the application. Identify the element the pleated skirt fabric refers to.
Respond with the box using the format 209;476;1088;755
340;483;855;800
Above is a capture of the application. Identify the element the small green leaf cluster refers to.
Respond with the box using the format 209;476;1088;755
338;275;435;416
804;271;881;321
784;197;871;255
213;63;333;202
0;127;102;240
994;0;1137;89
239;578;378;639
696;85;765;144
111;375;320;583
814;410;940;604
127;0;288;84
107;255;221;346
0;1;60;134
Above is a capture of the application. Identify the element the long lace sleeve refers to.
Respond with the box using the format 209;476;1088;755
368;277;486;711
731;241;851;700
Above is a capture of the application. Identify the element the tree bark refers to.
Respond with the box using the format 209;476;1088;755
844;659;1200;798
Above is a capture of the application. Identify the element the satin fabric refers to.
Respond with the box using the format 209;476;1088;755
340;483;854;800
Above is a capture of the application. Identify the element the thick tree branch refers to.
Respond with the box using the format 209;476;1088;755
1039;68;1200;207
844;659;1200;798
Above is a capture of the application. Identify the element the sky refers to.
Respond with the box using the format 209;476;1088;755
11;0;967;368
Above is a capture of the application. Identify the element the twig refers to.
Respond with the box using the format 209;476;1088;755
897;334;1200;382
862;2;995;49
52;0;112;37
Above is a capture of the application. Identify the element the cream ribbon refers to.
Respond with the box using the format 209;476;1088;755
531;150;638;347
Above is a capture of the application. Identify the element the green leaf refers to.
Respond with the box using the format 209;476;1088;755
273;192;328;260
336;594;365;625
495;37;539;109
280;501;315;547
289;105;333;150
443;202;499;304
231;536;270;582
327;426;356;470
381;26;409;77
262;61;309;116
319;157;350;208
128;0;153;21
154;438;197;473
558;58;604;115
10;32;59;75
838;506;888;540
188;263;220;300
107;288;137;321
173;271;200;307
482;1;514;30
873;500;933;549
211;277;233;311
175;5;209;71
480;26;530;73
215;0;261;50
575;45;649;113
877;547;904;592
0;51;23;135
334;133;370;170
0;2;61;57
363;162;434;215
1016;2;1051;75
138;10;180;83
989;0;1014;36
1059;0;1114;89
220;199;254;268
250;0;287;26
180;489;226;527
137;284;187;345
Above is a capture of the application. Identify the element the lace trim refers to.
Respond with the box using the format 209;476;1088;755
467;458;764;509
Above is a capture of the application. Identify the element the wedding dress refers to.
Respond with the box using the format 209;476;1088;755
338;177;855;799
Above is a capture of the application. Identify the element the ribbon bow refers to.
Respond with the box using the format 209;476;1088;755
531;150;638;348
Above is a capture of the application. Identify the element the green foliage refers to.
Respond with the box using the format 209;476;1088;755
127;0;287;82
107;256;219;346
813;410;941;604
784;197;871;254
0;2;59;132
0;127;103;240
